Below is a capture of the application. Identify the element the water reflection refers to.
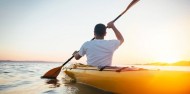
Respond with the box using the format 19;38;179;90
43;78;115;94
45;79;60;88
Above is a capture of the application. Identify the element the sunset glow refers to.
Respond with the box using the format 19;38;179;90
0;0;190;64
154;56;181;64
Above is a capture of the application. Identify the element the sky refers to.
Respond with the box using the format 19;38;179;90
0;0;190;64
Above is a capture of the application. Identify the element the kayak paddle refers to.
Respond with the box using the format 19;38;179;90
41;38;94;79
41;0;140;79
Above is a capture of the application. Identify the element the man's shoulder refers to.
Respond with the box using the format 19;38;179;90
83;39;120;45
107;39;120;43
82;41;91;46
107;39;121;48
84;40;91;44
107;39;120;41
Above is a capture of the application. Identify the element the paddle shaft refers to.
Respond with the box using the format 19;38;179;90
113;0;139;22
61;56;74;67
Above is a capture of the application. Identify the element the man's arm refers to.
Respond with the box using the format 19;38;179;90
72;51;82;60
107;21;124;45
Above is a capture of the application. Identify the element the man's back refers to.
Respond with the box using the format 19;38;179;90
79;39;120;66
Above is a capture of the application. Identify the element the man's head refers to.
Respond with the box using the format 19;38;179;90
94;23;106;38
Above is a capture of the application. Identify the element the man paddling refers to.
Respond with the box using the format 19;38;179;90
72;21;124;67
41;0;139;79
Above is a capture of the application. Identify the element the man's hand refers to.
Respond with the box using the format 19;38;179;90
107;21;124;45
107;21;115;29
72;51;81;60
72;51;79;56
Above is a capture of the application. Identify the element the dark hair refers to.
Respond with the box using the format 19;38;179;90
94;23;106;36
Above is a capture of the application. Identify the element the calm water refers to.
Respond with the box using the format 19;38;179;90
0;62;114;94
0;62;190;94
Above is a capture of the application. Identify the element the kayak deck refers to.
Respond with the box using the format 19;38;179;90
63;64;190;94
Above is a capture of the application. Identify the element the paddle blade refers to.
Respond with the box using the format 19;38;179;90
41;66;62;79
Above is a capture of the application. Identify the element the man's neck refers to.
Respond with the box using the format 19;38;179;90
95;36;104;40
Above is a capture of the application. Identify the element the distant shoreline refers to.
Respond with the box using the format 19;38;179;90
0;60;62;63
142;61;190;66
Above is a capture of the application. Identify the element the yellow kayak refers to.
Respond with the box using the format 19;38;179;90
63;64;190;94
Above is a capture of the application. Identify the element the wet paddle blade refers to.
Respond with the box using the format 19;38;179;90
41;66;62;79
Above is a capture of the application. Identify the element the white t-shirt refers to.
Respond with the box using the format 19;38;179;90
78;39;120;67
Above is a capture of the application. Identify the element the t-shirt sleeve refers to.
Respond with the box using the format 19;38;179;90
110;40;121;51
78;42;87;56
